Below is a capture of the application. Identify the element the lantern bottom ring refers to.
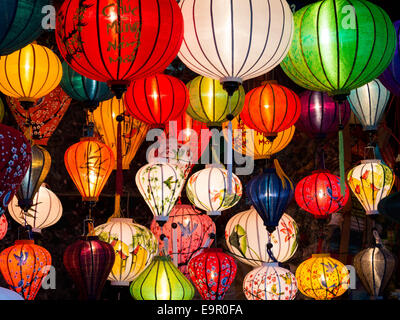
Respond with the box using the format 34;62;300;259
31;228;42;234
111;281;130;287
207;210;221;216
366;210;379;215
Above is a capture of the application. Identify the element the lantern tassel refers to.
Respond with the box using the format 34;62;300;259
274;159;293;190
266;234;278;262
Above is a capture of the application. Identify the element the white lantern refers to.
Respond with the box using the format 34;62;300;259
243;262;298;300
136;163;186;223
347;79;390;131
94;218;159;286
178;0;294;85
186;166;242;216
8;185;62;233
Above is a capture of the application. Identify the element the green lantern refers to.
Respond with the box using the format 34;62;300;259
130;255;195;300
281;0;396;97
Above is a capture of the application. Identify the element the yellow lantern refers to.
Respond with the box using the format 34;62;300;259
296;254;350;300
92;97;149;170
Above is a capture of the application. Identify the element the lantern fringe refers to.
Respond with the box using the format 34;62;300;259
274;159;293;190
338;129;346;197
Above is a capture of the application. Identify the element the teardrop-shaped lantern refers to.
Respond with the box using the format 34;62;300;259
0;214;7;240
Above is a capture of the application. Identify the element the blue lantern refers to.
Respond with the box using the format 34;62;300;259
0;287;24;300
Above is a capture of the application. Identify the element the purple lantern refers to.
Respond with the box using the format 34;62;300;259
297;91;351;139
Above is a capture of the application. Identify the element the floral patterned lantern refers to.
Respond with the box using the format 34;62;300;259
0;214;7;240
0;287;24;300
243;263;297;300
94;218;159;286
150;204;216;277
188;248;237;300
225;208;298;267
347;160;394;215
0;240;51;300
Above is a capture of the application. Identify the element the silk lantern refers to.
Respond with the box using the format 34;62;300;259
0;124;31;216
8;185;62;233
280;0;396;97
295;170;350;219
0;287;24;300
130;255;195;300
150;204;216;277
188;248;237;300
296;253;350;300
347;79;390;132
56;0;184;98
0;214;7;240
347;160;394;215
0;240;51;300
63;236;115;300
243;263;298;300
94;218;159;285
225;208;298;266
240;83;301;137
186;166;242;216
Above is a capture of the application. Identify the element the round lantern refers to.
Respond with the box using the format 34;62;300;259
225;208;298;266
186;166;242;216
243;263;298;300
16;144;51;212
94;218;159;285
64;137;115;202
93;97;150;170
8;185;62;233
296;253;350;300
347;79;390;132
240;83;301;137
130;255;195;300
0;44;62;104
295;170;350;219
298;91;351;138
186;76;245;127
56;0;184;97
188;248;237;300
280;0;396;97
0;214;7;240
347;160;394;215
64;236;115;300
247;167;294;233
0;0;47;55
0;124;31;216
178;0;294;87
136;163;186;223
124;74;189;128
150;204;216;277
0;240;51;300
0;287;24;300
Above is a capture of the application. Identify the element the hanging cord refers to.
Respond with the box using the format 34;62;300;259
266;232;278;262
337;100;346;197
316;219;326;253
83;204;95;237
227;95;233;194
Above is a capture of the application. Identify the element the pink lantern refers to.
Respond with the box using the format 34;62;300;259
0;215;7;240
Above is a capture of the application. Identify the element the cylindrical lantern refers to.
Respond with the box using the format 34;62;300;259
0;124;31;216
188;248;237;300
94;218;159;285
295;170;350;219
0;44;62;103
297;91;351;138
225;208;298;266
56;0;184;96
186;76;245;127
240;83;301;137
8;185;62;233
296;253;350;300
243;262;297;300
93;97;150;170
150;204;216;277
130;255;195;300
63;236;115;300
64;137;115;202
347;79;390;131
0;214;7;240
280;0;396;96
136;163;186;223
124;74;189;128
186;167;242;216
347;160;394;215
0;240;51;300
0;287;24;300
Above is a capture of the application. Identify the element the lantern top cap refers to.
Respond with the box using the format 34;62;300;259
205;248;224;253
109;218;134;223
154;255;172;262
361;159;381;164
311;253;331;258
15;240;34;245
312;169;331;174
262;262;280;267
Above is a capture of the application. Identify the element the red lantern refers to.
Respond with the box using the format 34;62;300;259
63;236;115;300
0;240;51;300
124;74;189;128
188;248;237;300
240;83;301;137
0;124;31;216
0;214;7;240
295;170;350;219
56;0;184;97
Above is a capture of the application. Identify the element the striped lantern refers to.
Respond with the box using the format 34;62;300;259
0;214;7;240
225;208;298;266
